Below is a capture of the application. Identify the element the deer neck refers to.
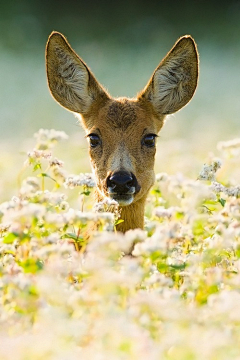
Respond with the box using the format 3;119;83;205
116;198;146;232
94;190;146;233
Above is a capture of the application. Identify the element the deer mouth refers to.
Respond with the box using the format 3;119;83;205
108;191;135;206
106;171;140;206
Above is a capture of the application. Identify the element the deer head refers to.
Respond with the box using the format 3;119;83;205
46;32;198;232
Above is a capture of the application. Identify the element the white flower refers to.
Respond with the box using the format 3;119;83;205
43;233;60;244
34;128;69;143
154;206;173;219
45;209;75;226
5;203;46;222
0;224;11;233
211;181;240;197
49;158;64;167
34;190;67;206
51;166;67;182
218;138;240;156
125;229;146;243
210;181;225;193
74;211;98;223
156;172;169;182
93;197;119;213
225;186;240;197
87;231;133;255
27;149;52;160
64;173;96;189
20;177;40;196
144;271;173;287
198;160;222;181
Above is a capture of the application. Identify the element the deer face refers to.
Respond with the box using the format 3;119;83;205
85;98;163;206
46;32;198;208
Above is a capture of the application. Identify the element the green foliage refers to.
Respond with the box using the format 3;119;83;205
0;129;240;359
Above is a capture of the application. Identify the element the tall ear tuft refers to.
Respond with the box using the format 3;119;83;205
46;32;108;114
139;36;199;115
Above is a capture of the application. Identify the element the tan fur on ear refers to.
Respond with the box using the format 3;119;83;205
46;32;109;114
139;35;199;115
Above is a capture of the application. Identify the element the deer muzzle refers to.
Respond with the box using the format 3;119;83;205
106;171;140;206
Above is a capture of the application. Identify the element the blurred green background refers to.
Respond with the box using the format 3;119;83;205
0;0;240;199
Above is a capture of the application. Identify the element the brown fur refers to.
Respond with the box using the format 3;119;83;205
46;32;199;233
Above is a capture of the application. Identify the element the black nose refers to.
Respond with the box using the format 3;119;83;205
107;171;136;194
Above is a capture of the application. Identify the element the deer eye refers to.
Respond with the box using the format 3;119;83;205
142;134;157;148
88;134;101;148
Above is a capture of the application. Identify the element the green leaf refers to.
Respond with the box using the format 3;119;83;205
62;233;84;243
157;262;168;273
3;232;18;244
192;218;207;236
62;232;79;241
81;190;91;196
195;283;219;305
33;163;42;172
150;251;165;262
151;188;161;195
170;263;186;270
115;219;124;225
175;211;185;220
236;246;240;258
28;285;39;296
119;341;132;353
38;173;57;183
218;198;226;207
19;258;43;274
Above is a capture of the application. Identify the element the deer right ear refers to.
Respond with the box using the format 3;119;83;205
46;32;108;115
138;36;199;116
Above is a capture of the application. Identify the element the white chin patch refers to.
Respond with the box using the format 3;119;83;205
111;195;134;206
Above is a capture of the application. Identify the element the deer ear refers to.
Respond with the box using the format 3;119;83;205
139;36;199;115
46;32;108;114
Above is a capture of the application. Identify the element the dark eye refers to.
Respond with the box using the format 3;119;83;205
88;134;101;148
142;134;157;148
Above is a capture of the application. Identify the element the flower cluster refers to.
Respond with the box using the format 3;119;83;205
27;149;52;160
94;196;118;212
211;181;240;197
64;173;96;189
0;130;240;359
34;128;69;149
218;137;240;156
198;159;222;181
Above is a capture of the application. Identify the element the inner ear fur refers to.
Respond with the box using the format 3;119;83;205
138;35;199;116
46;32;109;115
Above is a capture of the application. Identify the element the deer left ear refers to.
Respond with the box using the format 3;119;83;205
46;32;109;115
139;36;199;115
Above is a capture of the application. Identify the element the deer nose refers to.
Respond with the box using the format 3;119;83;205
107;171;135;194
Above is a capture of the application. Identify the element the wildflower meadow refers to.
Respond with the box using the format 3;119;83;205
1;128;240;359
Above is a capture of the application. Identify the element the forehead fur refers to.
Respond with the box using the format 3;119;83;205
106;99;137;131
84;96;164;134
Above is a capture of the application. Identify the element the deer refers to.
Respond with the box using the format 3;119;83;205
46;32;198;233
